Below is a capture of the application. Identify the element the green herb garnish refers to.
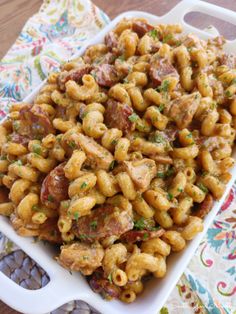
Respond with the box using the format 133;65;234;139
107;273;113;283
167;193;174;201
134;217;146;230
163;33;173;43
13;121;20;132
48;194;54;202
16;160;22;166
165;167;175;177
32;143;41;155
158;104;165;112
149;29;159;39
68;141;76;149
111;139;118;146
90;220;98;230
128;113;139;122
109;160;116;171
118;55;125;61
80;182;88;189
157;80;170;93
143;233;149;240
186;133;193;139
225;90;232;98
74;212;79;221
32;205;40;211
197;183;208;193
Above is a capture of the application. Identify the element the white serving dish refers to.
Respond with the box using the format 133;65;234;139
1;1;236;313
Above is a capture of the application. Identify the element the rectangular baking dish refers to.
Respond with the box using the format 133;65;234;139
1;1;236;313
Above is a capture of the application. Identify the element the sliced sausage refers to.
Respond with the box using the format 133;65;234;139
149;57;179;87
10;133;29;146
89;268;121;300
57;65;92;91
104;31;118;51
91;64;119;87
19;104;54;139
58;242;104;275
72;205;133;242
120;228;165;243
40;163;69;210
104;99;134;134
38;218;62;244
193;193;214;218
132;20;154;37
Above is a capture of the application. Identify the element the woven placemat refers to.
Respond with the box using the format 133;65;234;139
0;233;99;313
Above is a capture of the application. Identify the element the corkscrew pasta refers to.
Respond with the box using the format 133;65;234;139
0;17;236;303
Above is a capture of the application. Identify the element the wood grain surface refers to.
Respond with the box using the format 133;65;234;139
0;0;236;313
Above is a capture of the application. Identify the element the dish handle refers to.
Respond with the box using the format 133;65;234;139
0;267;89;314
165;0;236;43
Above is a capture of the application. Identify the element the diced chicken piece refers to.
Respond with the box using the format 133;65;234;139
168;92;200;129
72;205;133;242
57;64;92;91
219;53;236;69
58;242;104;275
114;58;133;78
18;104;55;140
123;159;157;190
91;64;119;87
71;133;114;171
208;36;226;48
40;163;69;210
183;33;206;49
104;99;134;134
149;57;179;87
201;136;225;151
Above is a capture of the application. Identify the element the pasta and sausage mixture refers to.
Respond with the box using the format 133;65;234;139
0;18;236;302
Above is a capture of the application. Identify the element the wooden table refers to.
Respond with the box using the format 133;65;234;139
0;0;236;313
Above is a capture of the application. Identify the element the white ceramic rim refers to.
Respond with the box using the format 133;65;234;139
1;1;236;313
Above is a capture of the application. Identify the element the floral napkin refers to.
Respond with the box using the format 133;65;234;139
0;1;235;313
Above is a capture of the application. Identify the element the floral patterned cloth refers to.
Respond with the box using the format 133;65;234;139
0;1;235;313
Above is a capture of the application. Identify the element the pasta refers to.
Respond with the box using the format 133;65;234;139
0;17;236;304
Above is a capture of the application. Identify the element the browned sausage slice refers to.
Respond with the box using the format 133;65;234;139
193;194;214;218
91;64;119;87
57;65;92;91
149;57;179;87
120;228;165;243
40;163;69;210
89;268;121;300
19;104;54;139
104;99;134;134
132;20;154;37
72;205;133;242
104;31;118;51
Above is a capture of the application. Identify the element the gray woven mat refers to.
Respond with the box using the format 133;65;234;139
0;232;99;314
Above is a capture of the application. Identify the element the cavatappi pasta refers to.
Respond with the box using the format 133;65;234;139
0;18;235;302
